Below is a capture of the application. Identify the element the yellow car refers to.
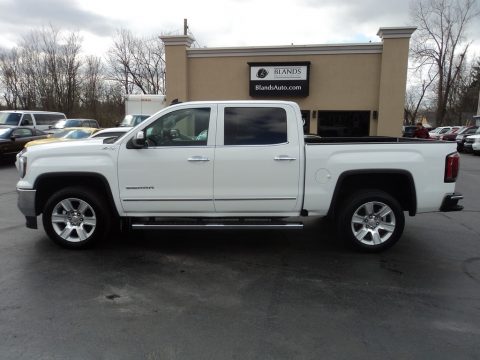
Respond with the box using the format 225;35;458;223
25;127;100;148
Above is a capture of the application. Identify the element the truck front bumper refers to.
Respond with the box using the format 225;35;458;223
17;188;38;229
440;193;464;212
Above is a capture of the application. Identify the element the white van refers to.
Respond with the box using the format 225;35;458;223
0;110;66;131
117;94;166;127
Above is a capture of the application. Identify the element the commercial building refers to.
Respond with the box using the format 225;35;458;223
160;27;415;136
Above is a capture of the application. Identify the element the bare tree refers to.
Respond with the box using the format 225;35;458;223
106;29;134;94
130;36;166;94
0;49;21;108
410;0;479;125
17;41;40;109
107;29;166;94
405;65;438;124
81;55;103;118
57;31;82;115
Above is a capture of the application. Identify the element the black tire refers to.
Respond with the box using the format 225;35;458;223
336;189;405;252
42;186;111;249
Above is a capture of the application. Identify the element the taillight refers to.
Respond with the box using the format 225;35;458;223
445;152;460;183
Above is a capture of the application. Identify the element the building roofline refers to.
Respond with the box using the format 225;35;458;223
187;43;383;58
160;35;195;46
377;27;417;39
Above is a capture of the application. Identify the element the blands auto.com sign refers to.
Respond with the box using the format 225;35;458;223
248;62;310;97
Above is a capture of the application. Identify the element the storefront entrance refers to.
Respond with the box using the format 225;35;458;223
317;111;370;137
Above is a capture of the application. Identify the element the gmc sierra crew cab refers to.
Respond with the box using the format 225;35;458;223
16;101;463;251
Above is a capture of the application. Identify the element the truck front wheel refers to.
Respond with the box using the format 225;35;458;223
42;187;111;249
336;190;405;252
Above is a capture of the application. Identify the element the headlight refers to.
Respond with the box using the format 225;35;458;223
475;138;480;144
16;148;27;160
17;155;27;178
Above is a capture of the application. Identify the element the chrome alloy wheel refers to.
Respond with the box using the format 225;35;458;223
50;198;97;242
350;201;396;246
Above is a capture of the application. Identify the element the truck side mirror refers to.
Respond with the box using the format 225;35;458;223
129;131;146;149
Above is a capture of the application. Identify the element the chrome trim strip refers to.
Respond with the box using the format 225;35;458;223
132;223;304;230
123;197;297;202
187;156;210;162
274;156;297;161
450;195;463;200
123;198;212;202
145;145;215;149
215;197;297;201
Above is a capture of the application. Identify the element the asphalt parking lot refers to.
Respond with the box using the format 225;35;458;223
1;154;480;359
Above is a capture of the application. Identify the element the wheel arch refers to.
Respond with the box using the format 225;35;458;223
34;172;119;218
327;169;417;218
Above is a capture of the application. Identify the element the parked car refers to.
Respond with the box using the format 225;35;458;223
429;126;453;139
455;126;478;151
473;138;480;155
0;126;47;159
464;128;480;154
439;126;463;141
0;111;66;131
402;125;417;138
25;127;99;148
53;118;100;131
89;127;132;140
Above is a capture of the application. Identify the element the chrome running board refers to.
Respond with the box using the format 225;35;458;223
131;222;303;230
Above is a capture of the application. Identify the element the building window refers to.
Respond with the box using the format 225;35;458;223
317;111;370;137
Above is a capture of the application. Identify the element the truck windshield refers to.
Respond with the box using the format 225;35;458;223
120;115;149;127
0;113;21;125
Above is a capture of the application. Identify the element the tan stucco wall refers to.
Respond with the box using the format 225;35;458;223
164;44;190;101
161;29;413;137
187;54;381;134
377;37;411;136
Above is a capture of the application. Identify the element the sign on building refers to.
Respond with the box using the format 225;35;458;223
248;62;310;97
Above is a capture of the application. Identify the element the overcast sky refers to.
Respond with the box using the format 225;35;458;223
0;0;479;56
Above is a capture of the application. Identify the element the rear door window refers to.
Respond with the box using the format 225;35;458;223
223;107;287;145
21;114;33;126
34;113;66;125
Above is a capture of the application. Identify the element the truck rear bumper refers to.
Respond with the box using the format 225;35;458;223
17;188;38;229
440;193;464;212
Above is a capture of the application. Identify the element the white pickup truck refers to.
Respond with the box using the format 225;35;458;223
16;101;463;251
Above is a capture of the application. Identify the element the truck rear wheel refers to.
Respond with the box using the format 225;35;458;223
336;189;405;252
42;187;111;249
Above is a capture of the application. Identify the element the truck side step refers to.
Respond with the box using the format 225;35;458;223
130;220;304;230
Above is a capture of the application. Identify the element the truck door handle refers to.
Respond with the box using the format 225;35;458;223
274;155;297;161
188;156;210;162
